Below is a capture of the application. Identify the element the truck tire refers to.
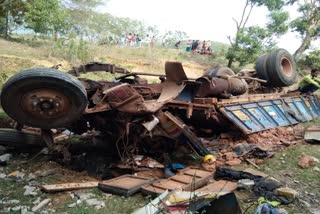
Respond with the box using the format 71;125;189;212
266;49;297;87
255;54;270;85
0;128;44;147
204;67;235;78
1;68;88;129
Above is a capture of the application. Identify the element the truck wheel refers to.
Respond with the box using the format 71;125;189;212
0;128;44;147
204;67;235;78
267;49;297;87
255;54;270;85
1;68;88;129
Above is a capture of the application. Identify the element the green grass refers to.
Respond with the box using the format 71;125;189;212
54;193;147;214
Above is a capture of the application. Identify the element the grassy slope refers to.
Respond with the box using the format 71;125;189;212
0;37;222;82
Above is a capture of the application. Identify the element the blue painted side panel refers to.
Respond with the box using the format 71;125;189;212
220;95;320;134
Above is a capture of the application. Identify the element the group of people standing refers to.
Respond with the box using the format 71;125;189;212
121;33;141;47
120;33;155;48
186;40;212;55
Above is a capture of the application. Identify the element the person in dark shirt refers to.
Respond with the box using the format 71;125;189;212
174;40;181;49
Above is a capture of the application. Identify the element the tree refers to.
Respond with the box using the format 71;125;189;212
62;0;104;38
226;0;288;68
304;50;320;69
287;0;320;61
160;30;188;48
24;0;70;36
0;0;28;37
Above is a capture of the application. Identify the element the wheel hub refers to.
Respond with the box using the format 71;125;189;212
281;57;293;77
21;89;71;119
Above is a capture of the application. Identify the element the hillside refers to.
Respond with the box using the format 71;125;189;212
0;38;226;85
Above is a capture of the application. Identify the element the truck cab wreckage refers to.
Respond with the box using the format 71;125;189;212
0;48;319;212
0;48;319;161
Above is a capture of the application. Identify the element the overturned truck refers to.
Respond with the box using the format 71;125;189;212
1;48;319;160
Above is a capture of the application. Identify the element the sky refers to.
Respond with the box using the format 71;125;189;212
99;0;316;54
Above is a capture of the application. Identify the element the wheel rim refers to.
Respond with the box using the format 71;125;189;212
20;89;72;119
280;57;293;77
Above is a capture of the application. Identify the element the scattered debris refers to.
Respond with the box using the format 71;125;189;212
0;172;6;179
32;197;41;205
2;199;20;204
27;173;36;181
132;190;169;214
11;206;21;211
226;158;242;166
20;206;29;214
313;166;320;173
255;203;282;214
276;187;298;200
0;153;12;165
237;179;255;190
32;198;51;212
24;185;38;196
7;170;25;180
35;168;58;177
85;198;105;209
298;154;319;168
245;158;260;169
115;155;164;171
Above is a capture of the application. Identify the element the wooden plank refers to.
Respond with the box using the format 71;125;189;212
197;180;237;195
152;180;185;190
141;167;213;196
180;167;212;178
42;181;99;193
98;174;153;196
170;174;198;184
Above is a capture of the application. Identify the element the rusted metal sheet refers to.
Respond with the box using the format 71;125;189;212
219;95;320;134
99;174;154;196
141;167;213;196
217;93;285;105
69;62;130;76
164;61;188;84
161;111;211;156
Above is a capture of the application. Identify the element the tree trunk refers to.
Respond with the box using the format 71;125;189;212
4;0;10;38
293;34;312;61
227;57;233;68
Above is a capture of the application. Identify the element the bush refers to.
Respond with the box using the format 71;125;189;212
51;38;91;63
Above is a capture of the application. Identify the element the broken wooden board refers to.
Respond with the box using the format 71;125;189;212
99;174;154;196
41;181;99;193
141;167;213;196
304;126;320;142
197;180;237;196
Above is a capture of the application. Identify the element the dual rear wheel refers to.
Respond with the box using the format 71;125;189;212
1;68;87;129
